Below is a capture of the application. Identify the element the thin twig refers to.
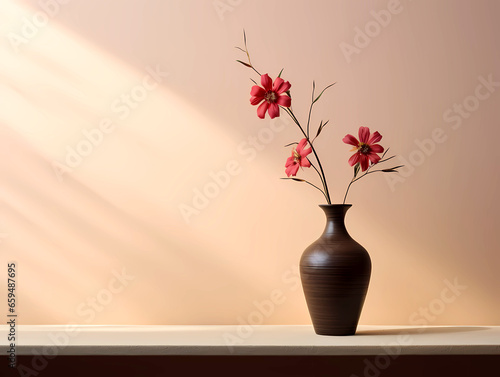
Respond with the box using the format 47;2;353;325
281;178;329;202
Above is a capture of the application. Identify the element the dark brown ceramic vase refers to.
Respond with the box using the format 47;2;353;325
300;204;371;336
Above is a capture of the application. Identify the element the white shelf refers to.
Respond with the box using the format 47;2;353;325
1;325;499;356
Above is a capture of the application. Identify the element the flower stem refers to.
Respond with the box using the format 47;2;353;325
282;107;331;204
343;163;395;204
306;99;314;138
308;158;327;191
281;178;329;203
241;31;261;76
343;178;355;205
343;165;374;204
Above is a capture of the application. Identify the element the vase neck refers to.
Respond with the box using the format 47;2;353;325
319;205;351;238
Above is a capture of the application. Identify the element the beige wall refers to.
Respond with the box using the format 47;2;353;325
1;0;499;326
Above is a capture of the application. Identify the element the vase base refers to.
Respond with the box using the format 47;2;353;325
312;325;358;336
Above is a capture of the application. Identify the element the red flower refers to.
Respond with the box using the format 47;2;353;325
250;74;291;119
285;138;312;177
343;126;384;171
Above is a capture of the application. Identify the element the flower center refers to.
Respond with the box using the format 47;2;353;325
264;91;277;103
293;149;301;162
358;143;371;154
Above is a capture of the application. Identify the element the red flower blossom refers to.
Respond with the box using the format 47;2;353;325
250;73;291;119
343;126;384;172
285;138;312;177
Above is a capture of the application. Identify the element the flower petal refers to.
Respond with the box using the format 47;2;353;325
260;74;272;91
301;157;311;168
370;144;384;153
368;131;382;145
343;134;359;147
360;155;369;171
275;80;291;94
257;101;269;119
272;77;284;92
250;96;263;106
276;94;291;107
286;163;300;177
285;156;294;168
358;126;370;143
250;85;265;98
297;138;308;152
300;147;312;159
368;153;381;164
268;103;280;119
348;153;360;166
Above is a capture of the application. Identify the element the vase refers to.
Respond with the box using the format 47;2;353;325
300;204;371;336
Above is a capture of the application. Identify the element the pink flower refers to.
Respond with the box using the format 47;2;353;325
343;126;384;172
285;138;312;177
250;74;291;119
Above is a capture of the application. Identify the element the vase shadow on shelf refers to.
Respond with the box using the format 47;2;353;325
356;326;491;336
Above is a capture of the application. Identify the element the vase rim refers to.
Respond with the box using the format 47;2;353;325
319;204;352;207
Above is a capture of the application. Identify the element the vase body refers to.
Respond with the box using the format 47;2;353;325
300;204;371;336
